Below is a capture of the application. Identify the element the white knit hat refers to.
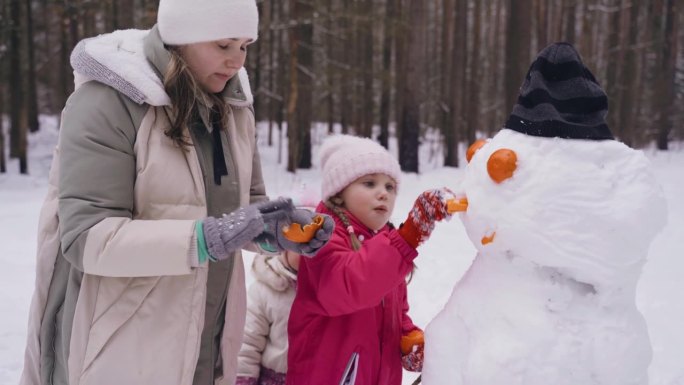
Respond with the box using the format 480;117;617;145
319;135;402;201
157;0;259;45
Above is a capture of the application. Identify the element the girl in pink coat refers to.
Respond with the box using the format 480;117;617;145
286;135;455;385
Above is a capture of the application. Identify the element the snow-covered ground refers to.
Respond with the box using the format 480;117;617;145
1;118;682;385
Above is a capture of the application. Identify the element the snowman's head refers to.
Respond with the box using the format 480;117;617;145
457;43;666;287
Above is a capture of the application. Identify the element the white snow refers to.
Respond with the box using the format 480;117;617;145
1;119;683;385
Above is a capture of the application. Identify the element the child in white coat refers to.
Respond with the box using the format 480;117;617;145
235;251;300;385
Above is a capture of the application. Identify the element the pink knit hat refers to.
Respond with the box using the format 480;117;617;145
319;135;401;201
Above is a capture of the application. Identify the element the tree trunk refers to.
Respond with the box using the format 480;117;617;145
275;0;286;163
0;64;5;173
536;0;549;50
26;0;39;132
563;0;577;43
296;1;313;169
466;0;482;145
606;0;625;133
444;0;467;167
393;0;406;140
324;0;338;134
286;0;300;173
286;0;314;171
82;1;97;37
325;0;336;135
656;0;677;150
117;0;135;29
440;0;454;161
0;0;5;171
504;0;532;115
360;0;374;138
0;108;5;173
617;1;640;146
378;0;395;148
398;0;424;173
263;0;274;145
339;0;351;134
9;0;28;173
57;2;76;112
580;0;595;67
251;0;264;122
139;0;158;27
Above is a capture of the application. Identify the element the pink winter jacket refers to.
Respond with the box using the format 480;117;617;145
286;203;419;385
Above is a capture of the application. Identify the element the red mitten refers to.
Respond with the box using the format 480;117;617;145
398;188;456;248
401;344;425;372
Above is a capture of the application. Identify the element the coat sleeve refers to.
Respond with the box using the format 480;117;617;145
248;119;267;204
304;229;418;316
237;282;271;378
400;283;419;334
58;82;196;277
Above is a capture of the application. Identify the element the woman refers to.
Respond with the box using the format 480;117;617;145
19;1;331;384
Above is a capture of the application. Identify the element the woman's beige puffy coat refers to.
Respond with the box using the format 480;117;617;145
20;27;265;385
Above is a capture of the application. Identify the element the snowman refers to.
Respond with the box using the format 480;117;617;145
422;43;667;385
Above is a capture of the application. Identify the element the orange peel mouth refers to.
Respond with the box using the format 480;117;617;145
282;215;324;243
481;232;496;245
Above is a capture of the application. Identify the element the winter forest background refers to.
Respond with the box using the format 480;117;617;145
0;0;682;176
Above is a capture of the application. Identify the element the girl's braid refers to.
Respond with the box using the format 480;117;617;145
324;199;362;251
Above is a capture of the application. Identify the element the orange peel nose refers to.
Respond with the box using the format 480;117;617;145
487;149;517;183
466;139;488;163
282;215;324;243
446;197;469;213
481;232;496;245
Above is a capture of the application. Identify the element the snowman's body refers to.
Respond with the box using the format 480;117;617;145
422;129;666;385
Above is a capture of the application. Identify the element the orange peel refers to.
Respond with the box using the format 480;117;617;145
487;148;517;183
282;215;324;243
481;232;496;245
446;197;469;213
466;139;488;163
401;329;425;354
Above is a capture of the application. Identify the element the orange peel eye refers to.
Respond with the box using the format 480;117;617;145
487;148;517;183
466;138;488;163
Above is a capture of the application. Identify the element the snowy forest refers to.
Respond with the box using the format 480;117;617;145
0;0;682;174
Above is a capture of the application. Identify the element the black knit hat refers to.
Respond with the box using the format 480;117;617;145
505;42;614;140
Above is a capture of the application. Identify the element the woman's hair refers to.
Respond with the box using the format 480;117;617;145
163;47;229;147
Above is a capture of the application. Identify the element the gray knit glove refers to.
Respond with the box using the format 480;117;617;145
255;209;335;257
202;198;295;261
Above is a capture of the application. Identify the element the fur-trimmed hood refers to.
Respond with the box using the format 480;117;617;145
70;26;254;107
251;254;296;292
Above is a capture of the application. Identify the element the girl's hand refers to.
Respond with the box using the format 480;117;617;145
401;329;425;372
398;188;457;248
401;344;424;372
